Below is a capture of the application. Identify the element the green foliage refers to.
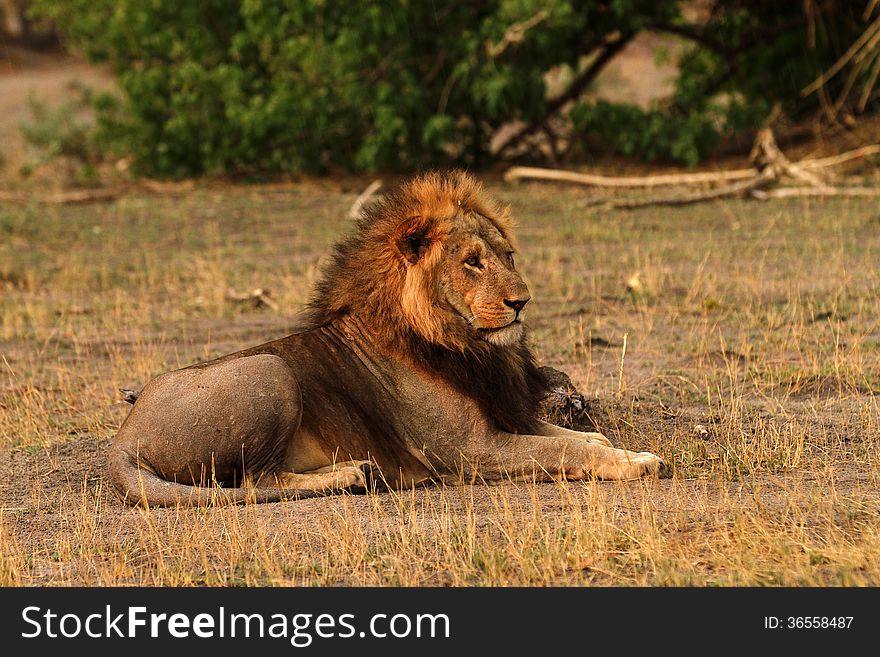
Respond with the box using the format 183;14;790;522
572;2;874;165
29;0;879;174
22;91;95;164
31;0;678;176
570;101;722;167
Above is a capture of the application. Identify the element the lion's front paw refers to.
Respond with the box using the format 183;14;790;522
595;449;670;480
637;451;672;478
649;452;672;478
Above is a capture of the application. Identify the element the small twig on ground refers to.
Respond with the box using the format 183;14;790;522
348;180;383;219
599;172;777;210
119;388;141;405
225;287;279;311
0;188;121;204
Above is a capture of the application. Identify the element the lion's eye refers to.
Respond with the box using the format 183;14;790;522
507;252;515;267
464;255;481;268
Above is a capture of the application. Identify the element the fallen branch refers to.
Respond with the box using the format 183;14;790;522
799;144;880;169
504;165;757;188
750;186;880;200
506;140;880;190
599;173;775;210
518;128;880;209
0;188;120;204
348;179;383;219
748;128;832;191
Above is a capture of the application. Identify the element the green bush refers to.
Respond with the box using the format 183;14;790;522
570;101;722;168
571;2;874;165
18;81;127;180
30;1;877;175
30;0;679;176
21;88;100;165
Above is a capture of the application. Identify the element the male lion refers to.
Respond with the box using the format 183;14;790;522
109;171;667;506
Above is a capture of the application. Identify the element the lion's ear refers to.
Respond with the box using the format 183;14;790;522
395;220;432;265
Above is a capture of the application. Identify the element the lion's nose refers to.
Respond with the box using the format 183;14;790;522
503;297;530;313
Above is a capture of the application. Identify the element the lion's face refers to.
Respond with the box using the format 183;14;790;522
320;171;533;352
436;212;531;347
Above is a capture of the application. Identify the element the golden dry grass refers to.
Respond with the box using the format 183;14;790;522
1;181;878;586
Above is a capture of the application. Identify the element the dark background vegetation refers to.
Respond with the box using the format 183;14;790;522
0;0;871;178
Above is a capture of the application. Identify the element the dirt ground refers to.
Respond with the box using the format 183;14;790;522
1;179;878;585
1;434;877;586
1;50;879;587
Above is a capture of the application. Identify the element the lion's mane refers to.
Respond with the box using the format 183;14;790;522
304;171;548;435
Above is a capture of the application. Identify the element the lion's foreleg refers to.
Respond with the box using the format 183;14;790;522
455;432;668;482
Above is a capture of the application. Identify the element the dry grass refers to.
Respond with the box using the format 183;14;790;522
1;181;879;586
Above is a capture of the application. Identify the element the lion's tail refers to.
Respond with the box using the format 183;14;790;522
107;442;321;507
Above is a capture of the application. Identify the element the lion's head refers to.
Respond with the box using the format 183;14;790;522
428;208;531;348
306;171;547;434
309;170;532;351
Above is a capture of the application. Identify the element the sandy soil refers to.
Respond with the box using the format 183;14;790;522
2;417;876;585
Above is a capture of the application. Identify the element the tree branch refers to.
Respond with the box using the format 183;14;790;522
598;173;775;210
494;31;636;158
648;22;730;55
486;10;549;59
504;165;757;187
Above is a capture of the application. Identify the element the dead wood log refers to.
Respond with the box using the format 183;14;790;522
0;188;120;204
748;128;833;191
598;172;776;210
505;135;879;194
504;165;758;188
799;144;880;169
539;128;879;209
750;186;880;200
